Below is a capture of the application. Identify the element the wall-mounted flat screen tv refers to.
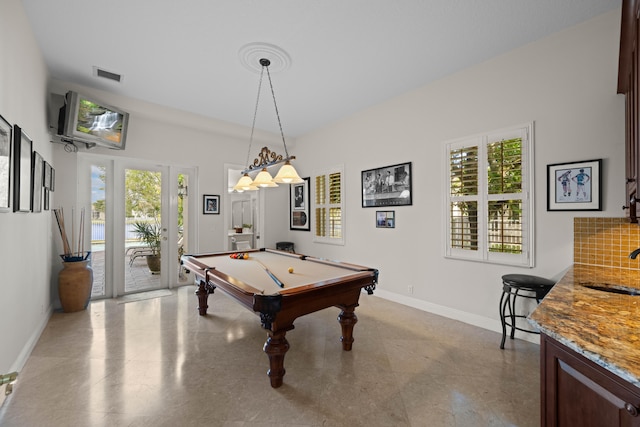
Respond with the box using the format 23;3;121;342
58;91;129;150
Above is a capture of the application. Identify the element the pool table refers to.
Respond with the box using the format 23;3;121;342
181;248;378;388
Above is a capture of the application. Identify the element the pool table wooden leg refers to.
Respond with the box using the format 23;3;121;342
337;305;358;351
263;330;290;388
195;279;214;316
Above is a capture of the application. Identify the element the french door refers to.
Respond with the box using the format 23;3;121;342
79;153;196;298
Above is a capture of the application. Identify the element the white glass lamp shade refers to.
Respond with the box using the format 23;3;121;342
233;173;259;191
273;161;303;184
253;168;278;187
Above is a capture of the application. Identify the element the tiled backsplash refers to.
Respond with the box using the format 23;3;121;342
574;217;640;270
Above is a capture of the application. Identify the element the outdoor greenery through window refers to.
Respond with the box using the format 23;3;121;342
314;166;344;245
91;168;185;245
445;123;533;267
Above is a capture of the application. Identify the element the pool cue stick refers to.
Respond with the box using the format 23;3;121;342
253;259;284;288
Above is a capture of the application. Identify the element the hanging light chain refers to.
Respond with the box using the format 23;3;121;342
235;56;301;188
245;65;266;168
264;63;290;159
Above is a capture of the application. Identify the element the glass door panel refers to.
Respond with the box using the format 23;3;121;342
124;167;163;293
90;163;107;298
177;172;191;285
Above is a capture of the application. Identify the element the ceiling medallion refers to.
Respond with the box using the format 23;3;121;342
238;42;291;74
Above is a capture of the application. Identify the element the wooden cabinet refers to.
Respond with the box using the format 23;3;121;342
619;0;640;222
540;334;640;426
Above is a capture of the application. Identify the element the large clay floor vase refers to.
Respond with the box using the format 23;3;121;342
58;260;93;312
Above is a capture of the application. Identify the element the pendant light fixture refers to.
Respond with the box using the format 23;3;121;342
233;58;302;192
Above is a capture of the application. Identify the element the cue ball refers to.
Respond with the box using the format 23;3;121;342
288;267;294;273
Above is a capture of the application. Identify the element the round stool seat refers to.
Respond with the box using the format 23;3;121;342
502;274;555;300
502;273;555;289
499;274;555;349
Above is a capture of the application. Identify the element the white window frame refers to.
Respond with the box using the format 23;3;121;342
313;164;345;245
443;122;534;267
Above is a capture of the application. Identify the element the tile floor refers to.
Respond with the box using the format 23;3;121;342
0;286;540;426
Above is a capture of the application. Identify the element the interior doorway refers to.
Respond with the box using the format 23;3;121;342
225;164;261;251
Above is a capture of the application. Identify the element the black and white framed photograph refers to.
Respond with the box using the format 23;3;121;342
31;151;43;213
0;114;12;212
290;177;310;231
362;162;412;207
43;162;53;211
13;125;32;213
50;166;55;191
43;161;52;190
376;210;395;228
547;159;602;211
203;194;220;214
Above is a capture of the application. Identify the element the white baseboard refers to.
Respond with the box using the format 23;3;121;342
9;305;52;373
372;289;540;345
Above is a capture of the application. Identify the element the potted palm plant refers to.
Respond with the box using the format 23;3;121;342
132;219;162;273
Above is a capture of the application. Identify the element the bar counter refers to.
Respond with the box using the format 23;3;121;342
529;264;640;387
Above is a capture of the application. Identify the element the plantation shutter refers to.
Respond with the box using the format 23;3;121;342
314;166;345;245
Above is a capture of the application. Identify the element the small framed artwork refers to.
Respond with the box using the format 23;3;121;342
43;161;52;190
43;188;50;211
13;125;32;213
376;210;395;228
31;151;43;213
547;159;602;211
203;194;220;214
50;166;55;191
43;162;53;211
0;114;12;212
290;177;310;231
362;162;412;207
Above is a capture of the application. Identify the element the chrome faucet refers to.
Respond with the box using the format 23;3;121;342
630;248;640;259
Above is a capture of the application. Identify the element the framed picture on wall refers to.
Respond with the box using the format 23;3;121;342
31;151;43;213
43;161;52;190
50;166;55;192
203;194;220;214
0;114;12;212
376;210;395;228
547;159;602;211
361;162;412;207
290;177;310;231
13;125;32;213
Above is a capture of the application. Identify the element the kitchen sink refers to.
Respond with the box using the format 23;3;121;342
579;282;640;296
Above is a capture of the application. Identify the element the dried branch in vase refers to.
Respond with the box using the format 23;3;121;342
53;207;90;262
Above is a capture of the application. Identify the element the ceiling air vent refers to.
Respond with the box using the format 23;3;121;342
93;66;123;83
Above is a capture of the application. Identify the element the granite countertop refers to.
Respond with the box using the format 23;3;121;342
529;264;640;387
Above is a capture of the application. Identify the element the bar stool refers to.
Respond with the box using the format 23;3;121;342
499;274;555;349
276;241;295;253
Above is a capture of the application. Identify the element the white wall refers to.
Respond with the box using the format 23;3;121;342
0;2;626;375
286;9;625;334
0;0;52;372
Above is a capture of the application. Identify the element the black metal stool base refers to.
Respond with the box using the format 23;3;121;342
499;274;555;349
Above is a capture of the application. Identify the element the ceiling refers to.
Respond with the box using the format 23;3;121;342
22;0;620;138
